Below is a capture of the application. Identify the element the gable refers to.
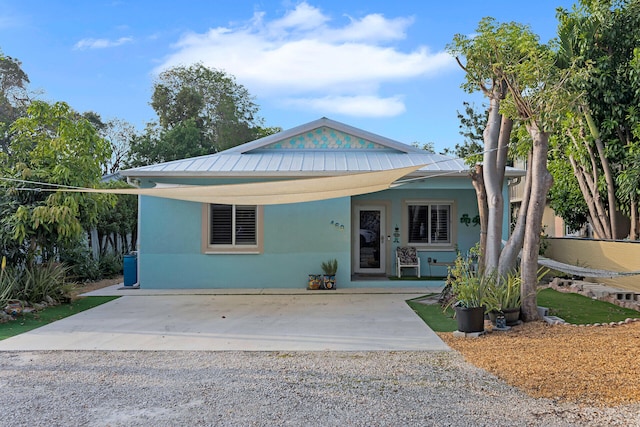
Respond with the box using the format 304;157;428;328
261;126;389;151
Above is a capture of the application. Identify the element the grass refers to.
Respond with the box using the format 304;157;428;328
406;297;458;332
537;288;640;324
0;296;119;340
407;288;640;332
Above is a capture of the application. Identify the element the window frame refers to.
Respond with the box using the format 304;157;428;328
201;203;263;254
402;199;456;250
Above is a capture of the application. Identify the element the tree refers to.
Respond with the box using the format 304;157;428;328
449;18;570;321
0;50;31;152
0;101;113;265
127;63;270;167
553;0;640;239
443;101;487;164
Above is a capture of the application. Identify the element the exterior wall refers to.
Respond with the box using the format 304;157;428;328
353;178;484;278
136;177;510;289
138;195;351;288
546;238;640;292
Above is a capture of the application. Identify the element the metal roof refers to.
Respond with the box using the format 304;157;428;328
121;118;524;179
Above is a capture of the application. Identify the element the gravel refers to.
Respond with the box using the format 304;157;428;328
1;351;638;426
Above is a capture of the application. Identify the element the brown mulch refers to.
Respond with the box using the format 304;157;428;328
69;276;123;300
438;321;640;406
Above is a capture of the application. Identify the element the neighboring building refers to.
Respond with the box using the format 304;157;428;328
121;118;522;289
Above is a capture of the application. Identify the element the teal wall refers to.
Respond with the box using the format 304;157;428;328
136;176;512;288
138;196;351;288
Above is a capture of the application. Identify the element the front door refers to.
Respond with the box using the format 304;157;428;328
354;205;386;274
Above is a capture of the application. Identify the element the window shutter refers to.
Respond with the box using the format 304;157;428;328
408;205;428;243
210;204;233;245
430;205;450;243
235;205;257;245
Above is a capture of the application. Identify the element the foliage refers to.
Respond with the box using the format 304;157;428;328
0;101;114;265
548;154;589;231
443;101;487;164
0;49;31;152
484;271;521;312
0;261;73;305
95;180;138;256
128;64;276;167
445;254;489;309
98;252;124;278
321;259;338;275
58;242;100;282
553;0;640;239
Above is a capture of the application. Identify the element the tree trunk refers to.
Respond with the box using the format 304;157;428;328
471;164;488;271
584;110;619;238
520;124;553;322
498;151;533;277
630;198;638;240
483;96;504;273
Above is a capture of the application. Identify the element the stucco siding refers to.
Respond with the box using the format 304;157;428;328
138;195;351;288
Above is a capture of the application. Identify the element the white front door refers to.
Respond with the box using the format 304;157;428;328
354;205;386;274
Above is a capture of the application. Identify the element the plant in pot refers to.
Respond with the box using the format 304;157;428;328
444;255;489;333
484;271;521;327
321;259;338;290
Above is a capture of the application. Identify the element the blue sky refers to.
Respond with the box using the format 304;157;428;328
1;0;575;152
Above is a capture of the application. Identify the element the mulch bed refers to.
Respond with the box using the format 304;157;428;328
438;321;640;406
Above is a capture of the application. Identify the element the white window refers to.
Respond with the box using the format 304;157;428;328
405;202;453;246
203;204;263;253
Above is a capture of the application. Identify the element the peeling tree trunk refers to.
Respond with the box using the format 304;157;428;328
483;95;504;273
520;124;553;322
471;164;488;271
498;151;533;277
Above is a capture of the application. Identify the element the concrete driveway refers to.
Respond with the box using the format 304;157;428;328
0;286;449;351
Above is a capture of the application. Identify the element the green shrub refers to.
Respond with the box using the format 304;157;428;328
99;252;124;278
59;245;100;282
15;262;72;304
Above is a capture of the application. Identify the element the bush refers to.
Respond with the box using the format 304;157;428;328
59;245;100;282
0;260;73;306
99;252;124;278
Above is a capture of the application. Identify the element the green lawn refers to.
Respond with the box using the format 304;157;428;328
0;296;119;340
537;288;640;324
407;288;640;332
406;298;458;332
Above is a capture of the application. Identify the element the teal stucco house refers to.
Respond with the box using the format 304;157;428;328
120;118;519;289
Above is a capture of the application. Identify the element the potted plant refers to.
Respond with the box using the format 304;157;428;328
485;271;521;326
445;255;489;333
321;259;338;290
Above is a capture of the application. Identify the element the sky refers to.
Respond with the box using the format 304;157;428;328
1;0;576;153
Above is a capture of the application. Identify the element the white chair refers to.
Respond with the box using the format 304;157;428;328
396;246;420;278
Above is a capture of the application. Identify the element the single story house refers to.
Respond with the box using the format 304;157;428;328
120;118;520;289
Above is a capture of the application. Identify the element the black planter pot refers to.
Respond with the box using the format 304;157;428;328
488;307;521;326
455;306;485;333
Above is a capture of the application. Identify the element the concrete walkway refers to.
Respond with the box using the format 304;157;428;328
0;285;449;351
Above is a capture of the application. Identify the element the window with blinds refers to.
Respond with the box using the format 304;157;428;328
407;203;451;245
210;204;257;246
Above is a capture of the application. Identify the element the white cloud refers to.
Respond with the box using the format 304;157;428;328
285;95;406;117
74;36;133;50
157;2;455;118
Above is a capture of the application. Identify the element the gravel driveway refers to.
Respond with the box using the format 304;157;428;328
1;350;636;426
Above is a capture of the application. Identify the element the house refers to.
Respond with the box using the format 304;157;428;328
120;118;521;289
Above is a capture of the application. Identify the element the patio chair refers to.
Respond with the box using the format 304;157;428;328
396;246;420;278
